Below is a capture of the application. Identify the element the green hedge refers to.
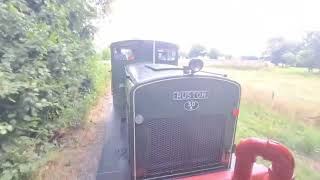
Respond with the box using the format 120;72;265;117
0;0;105;179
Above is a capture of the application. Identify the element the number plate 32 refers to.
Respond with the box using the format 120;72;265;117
184;100;200;111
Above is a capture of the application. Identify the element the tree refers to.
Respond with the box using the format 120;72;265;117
265;37;286;64
299;32;320;71
281;52;297;67
207;48;220;59
188;44;206;58
265;37;299;66
297;50;315;72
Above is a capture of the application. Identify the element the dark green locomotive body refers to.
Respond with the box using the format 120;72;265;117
110;40;241;180
125;64;241;179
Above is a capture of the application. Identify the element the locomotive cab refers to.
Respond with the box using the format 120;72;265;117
110;40;178;116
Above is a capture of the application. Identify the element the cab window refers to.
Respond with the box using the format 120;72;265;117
157;49;177;61
112;48;135;61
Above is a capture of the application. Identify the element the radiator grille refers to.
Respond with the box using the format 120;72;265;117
136;115;226;178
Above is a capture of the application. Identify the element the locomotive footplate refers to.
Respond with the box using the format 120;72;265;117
96;109;130;180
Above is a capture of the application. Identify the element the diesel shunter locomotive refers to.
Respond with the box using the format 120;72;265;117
98;40;295;180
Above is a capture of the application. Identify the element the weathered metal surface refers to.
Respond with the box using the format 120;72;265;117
110;40;179;118
130;77;241;179
96;109;130;180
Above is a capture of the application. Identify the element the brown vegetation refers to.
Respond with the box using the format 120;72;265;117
35;93;112;180
205;60;274;70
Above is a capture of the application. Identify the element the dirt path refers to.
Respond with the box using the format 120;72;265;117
35;92;112;180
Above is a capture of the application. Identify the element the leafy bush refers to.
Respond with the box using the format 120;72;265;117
0;0;105;179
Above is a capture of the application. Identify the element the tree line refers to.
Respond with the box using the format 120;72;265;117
186;44;228;60
265;32;320;71
186;31;320;71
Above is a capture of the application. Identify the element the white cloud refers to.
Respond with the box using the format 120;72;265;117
95;0;320;56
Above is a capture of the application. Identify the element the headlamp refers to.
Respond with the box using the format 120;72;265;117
189;59;204;74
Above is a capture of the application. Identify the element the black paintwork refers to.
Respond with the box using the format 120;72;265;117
111;40;179;119
129;76;240;179
99;61;241;179
96;109;238;180
125;63;227;85
96;109;130;180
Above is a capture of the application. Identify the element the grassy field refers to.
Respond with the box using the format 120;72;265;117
205;66;320;127
204;65;320;179
237;102;320;179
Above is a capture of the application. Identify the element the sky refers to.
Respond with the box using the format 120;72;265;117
94;0;320;56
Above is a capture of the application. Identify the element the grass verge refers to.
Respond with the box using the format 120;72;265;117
58;57;111;129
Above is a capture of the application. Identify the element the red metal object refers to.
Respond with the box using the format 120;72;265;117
179;138;294;180
232;108;240;118
233;138;295;180
179;163;268;180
